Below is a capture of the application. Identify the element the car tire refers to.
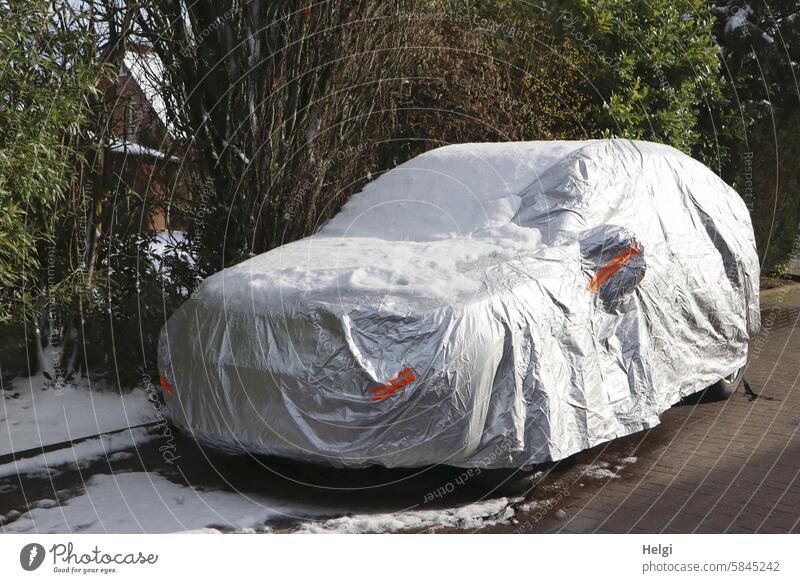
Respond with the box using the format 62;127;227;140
705;364;747;400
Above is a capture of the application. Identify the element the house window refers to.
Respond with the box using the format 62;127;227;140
126;101;139;142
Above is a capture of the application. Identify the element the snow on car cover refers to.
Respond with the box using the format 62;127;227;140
158;139;760;468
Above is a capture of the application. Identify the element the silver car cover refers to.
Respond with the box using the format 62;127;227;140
158;139;760;468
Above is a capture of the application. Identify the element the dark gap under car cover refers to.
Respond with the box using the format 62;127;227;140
158;139;760;468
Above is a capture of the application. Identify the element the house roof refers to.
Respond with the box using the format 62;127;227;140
121;46;174;135
107;137;177;160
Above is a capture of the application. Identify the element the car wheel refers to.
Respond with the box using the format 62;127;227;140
705;364;747;400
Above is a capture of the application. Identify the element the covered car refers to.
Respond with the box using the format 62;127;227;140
158;139;760;469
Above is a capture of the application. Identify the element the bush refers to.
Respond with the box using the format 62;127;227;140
0;0;98;323
550;0;728;165
391;2;590;161
711;0;800;273
733;112;800;274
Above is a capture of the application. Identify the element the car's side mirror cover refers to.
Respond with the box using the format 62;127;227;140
579;224;646;311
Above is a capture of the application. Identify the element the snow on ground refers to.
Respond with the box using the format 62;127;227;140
2;472;317;534
1;375;158;456
4;470;406;534
2;465;515;534
577;462;622;480
580;466;621;480
0;427;156;479
295;498;513;533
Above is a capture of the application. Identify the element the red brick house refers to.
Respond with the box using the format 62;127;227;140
102;44;189;231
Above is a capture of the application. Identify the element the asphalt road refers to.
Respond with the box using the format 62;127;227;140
2;281;799;533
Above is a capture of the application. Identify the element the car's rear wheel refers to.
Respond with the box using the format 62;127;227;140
705;364;747;400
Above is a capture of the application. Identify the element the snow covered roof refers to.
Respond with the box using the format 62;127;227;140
107;137;176;160
122;49;173;134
